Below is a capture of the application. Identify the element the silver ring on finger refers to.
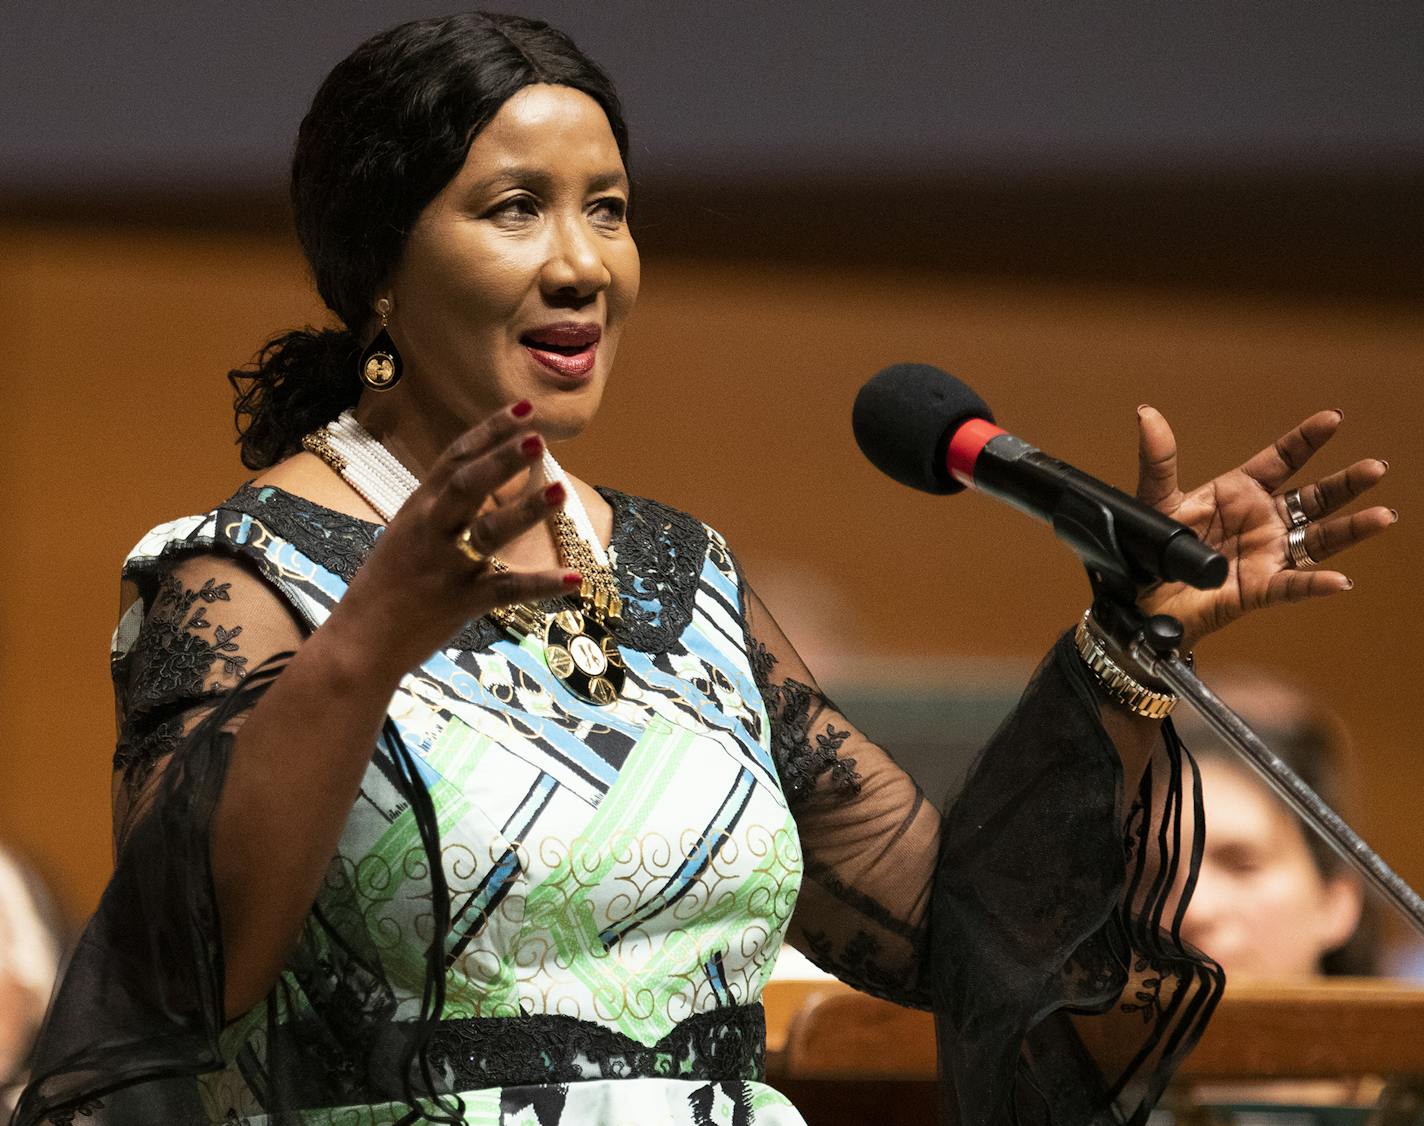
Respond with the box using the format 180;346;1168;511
1287;523;1319;569
1283;487;1310;529
454;525;489;568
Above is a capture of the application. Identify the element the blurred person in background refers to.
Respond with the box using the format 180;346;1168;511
1161;676;1382;1114
0;848;63;1119
1173;674;1376;980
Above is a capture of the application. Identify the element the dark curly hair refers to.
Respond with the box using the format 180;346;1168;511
229;12;629;470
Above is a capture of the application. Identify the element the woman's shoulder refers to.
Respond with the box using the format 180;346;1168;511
123;483;378;582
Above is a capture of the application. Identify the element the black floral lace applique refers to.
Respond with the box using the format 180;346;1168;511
130;574;247;699
112;715;185;796
1121;957;1166;1024
113;573;249;791
747;641;862;806
598;488;708;653
45;1098;103;1125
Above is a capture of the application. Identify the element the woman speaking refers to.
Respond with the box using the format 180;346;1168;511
14;12;1394;1126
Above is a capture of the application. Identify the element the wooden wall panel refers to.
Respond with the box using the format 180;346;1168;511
3;221;1420;955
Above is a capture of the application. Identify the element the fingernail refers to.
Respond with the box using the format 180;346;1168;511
1378;458;1390;472
511;400;533;418
544;482;566;506
1136;404;1150;416
563;570;583;586
1342;578;1355;591
1390;508;1400;523
521;435;543;457
1331;408;1345;421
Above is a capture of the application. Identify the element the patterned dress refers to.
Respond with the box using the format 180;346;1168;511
17;485;1219;1126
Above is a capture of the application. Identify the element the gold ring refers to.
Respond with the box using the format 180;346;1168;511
454;526;487;567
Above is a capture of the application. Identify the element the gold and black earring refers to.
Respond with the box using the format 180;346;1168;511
358;298;402;391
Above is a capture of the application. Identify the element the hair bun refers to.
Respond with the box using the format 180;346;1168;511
230;327;359;470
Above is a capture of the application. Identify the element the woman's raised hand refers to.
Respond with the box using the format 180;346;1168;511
328;401;580;680
1133;406;1396;649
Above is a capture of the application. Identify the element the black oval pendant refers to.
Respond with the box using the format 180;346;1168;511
544;608;625;706
358;326;403;390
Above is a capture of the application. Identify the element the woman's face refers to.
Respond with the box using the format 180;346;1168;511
381;83;639;445
1177;757;1362;978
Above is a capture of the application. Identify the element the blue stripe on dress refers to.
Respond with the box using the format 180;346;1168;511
447;773;558;961
598;768;757;949
703;950;732;1007
632;659;778;789
699;553;741;606
430;647;622;793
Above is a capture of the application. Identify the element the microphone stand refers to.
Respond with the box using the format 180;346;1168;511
1052;490;1424;938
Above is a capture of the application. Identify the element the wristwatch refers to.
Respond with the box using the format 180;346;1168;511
1073;610;1178;720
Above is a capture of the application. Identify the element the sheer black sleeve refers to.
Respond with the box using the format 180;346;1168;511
19;542;464;1126
741;584;938;1009
742;582;1222;1126
14;553;303;1126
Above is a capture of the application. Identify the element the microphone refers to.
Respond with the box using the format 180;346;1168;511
852;363;1227;590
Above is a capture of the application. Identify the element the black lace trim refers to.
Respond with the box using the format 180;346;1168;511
217;484;709;655
597;488;708;652
44;1099;104;1125
425;1005;765;1089
223;485;379;587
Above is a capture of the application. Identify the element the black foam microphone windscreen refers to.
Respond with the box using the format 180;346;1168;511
851;364;994;494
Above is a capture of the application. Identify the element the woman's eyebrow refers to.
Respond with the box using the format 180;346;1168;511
475;166;629;194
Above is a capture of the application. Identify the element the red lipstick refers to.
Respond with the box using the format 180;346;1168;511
521;322;601;379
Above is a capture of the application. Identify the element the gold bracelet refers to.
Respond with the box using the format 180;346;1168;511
1072;610;1178;720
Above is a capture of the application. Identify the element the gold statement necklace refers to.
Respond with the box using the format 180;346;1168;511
302;411;627;706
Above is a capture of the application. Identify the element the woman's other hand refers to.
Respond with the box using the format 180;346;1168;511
1133;406;1396;649
320;399;581;684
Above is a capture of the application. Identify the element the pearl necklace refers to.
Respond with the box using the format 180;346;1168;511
308;411;609;566
302;410;626;705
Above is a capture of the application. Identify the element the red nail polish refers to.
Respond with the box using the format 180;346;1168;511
521;436;543;457
563;571;583;586
511;400;533;418
544;482;566;505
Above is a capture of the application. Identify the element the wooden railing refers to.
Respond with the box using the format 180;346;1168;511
764;978;1424;1119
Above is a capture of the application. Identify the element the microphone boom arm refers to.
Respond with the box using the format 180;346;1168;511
1067;489;1424;939
1131;629;1424;940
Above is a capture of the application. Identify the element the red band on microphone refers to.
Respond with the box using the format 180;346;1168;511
946;418;1006;488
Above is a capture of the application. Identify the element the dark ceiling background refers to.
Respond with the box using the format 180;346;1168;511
4;2;1420;299
5;0;1421;188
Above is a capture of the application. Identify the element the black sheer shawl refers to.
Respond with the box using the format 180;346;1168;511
17;537;463;1126
15;487;1221;1125
742;586;1223;1125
